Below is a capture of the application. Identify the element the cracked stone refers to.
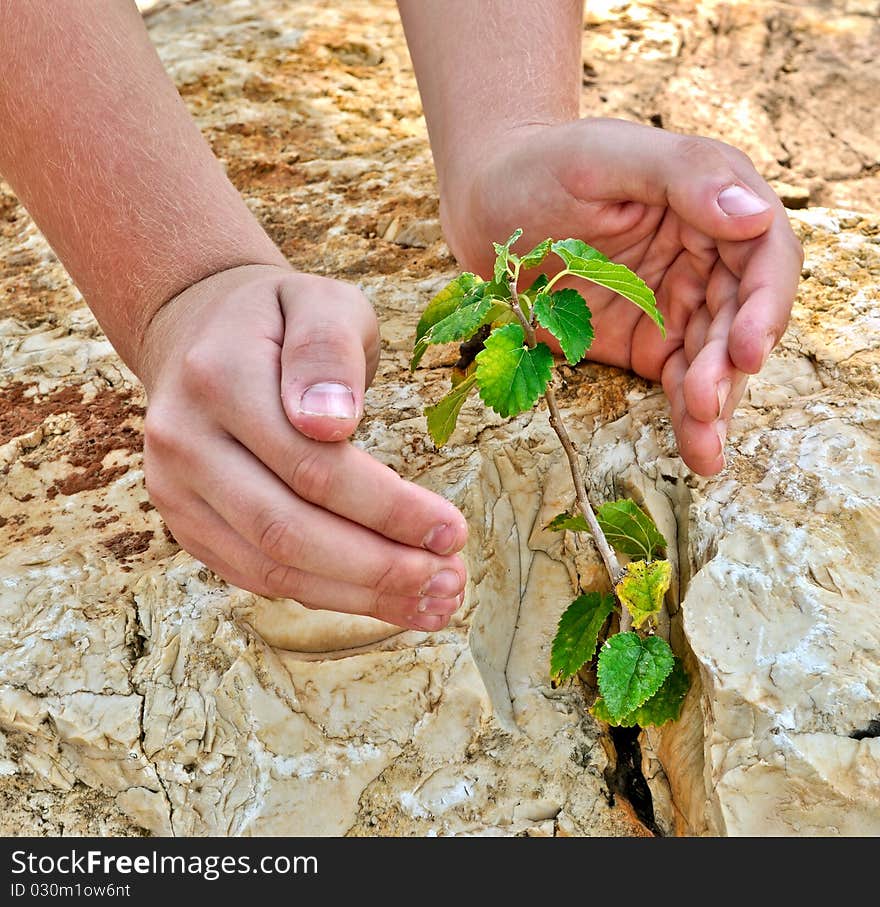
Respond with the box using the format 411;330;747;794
1;0;878;837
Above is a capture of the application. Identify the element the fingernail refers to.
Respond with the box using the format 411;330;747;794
298;382;356;419
761;334;775;367
417;595;460;615
717;184;770;217
422;522;456;555
716;378;731;419
420;569;461;597
715;419;727;457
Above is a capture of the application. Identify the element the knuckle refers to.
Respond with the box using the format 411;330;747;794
716;139;755;171
143;408;180;457
373;483;407;539
257;513;304;564
677;136;735;176
260;560;303;599
288;449;334;502
372;558;402;595
181;344;224;399
286;323;355;364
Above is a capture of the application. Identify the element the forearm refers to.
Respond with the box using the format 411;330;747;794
0;0;287;373
397;0;582;196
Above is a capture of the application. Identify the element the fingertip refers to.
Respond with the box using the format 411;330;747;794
683;365;727;423
422;512;469;556
729;323;776;375
283;381;363;442
674;414;728;477
288;411;361;442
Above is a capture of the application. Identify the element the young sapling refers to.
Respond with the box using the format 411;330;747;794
411;230;690;728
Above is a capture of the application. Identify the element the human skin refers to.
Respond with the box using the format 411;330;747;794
0;0;466;631
0;1;801;631
398;0;803;476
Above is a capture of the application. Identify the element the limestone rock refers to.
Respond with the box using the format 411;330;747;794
2;0;879;837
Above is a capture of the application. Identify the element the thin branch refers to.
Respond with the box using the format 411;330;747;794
507;278;537;346
544;384;631;633
507;276;630;632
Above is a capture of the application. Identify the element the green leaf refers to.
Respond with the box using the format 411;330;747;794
533;289;594;365
415;273;483;344
591;657;690;727
550;592;616;686
550;239;665;337
551;238;610;266
425;374;477;447
412;297;511;370
615;559;672;629
627;657;690;727
596;499;666;561
597;633;674;721
475;324;553;418
524;273;549;296
492;228;524;283
519;238;552;271
546;510;588;533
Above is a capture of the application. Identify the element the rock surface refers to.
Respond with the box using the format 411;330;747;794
1;0;878;836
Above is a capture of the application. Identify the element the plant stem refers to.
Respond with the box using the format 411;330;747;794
506;279;629;631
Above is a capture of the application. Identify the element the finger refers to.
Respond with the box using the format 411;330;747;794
682;300;749;424
719;228;803;375
205;325;468;555
559;120;775;242
683;306;711;364
680;259;743;420
167;502;460;631
662;348;726;476
278;273;381;442
183;430;467;598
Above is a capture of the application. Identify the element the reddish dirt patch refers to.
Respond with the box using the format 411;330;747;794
0;381;145;497
102;530;155;560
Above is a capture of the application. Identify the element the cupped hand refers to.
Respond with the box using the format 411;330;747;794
136;264;468;631
441;118;804;475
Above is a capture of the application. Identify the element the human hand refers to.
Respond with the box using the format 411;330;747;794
136;265;468;631
441;117;803;476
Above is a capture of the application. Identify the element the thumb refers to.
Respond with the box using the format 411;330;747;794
565;119;776;241
278;274;380;443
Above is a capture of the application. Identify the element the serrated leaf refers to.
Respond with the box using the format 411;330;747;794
551;238;610;266
415;273;483;344
596;499;665;561
411;297;511;370
615;559;672;629
474;324;553;418
591;657;690;727
627;657;690;726
550;592;616;686
519;237;552;270
492;228;524;283
551;239;665;336
597;633;674;721
429;297;494;344
425;374;477;447
533;288;595;365
546;510;589;533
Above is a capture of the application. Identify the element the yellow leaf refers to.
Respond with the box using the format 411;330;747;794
615;559;671;629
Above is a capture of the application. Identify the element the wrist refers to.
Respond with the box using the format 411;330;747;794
439;120;566;272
